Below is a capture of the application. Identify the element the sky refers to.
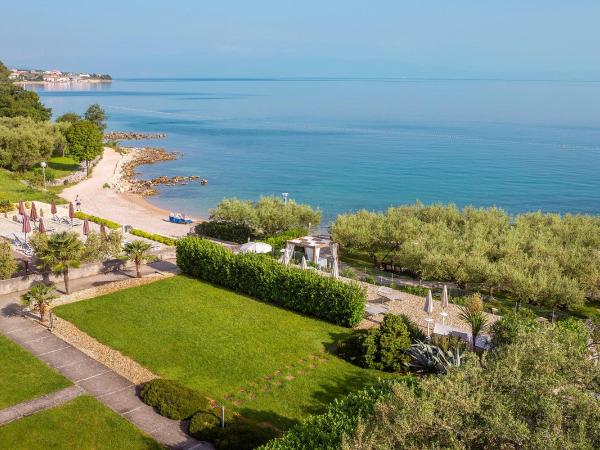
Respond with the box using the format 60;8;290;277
2;0;600;79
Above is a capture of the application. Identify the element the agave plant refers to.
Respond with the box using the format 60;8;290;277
406;341;463;374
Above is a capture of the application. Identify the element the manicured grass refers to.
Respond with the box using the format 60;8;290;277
0;395;163;450
54;276;388;428
0;168;66;204
0;334;71;409
45;156;80;179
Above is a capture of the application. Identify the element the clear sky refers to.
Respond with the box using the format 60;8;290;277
2;0;599;79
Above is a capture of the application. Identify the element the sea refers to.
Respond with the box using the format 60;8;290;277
31;78;600;224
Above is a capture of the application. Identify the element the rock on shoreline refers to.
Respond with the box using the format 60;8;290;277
105;131;166;141
120;147;201;196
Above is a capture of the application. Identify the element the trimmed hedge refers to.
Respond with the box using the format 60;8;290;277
139;379;209;420
258;381;399;450
74;211;120;229
176;237;366;327
195;221;255;244
130;228;176;246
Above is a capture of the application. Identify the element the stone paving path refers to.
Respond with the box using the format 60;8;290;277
0;385;83;426
0;289;211;449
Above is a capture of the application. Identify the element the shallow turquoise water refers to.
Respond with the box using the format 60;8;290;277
33;78;600;223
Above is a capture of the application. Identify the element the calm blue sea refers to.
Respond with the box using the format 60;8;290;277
31;78;600;223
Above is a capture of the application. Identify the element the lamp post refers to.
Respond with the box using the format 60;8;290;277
40;161;47;189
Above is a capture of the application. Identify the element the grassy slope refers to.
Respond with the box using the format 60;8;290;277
0;334;71;409
0;395;163;450
54;276;388;428
0;168;65;203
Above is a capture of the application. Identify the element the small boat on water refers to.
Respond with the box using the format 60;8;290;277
200;178;208;185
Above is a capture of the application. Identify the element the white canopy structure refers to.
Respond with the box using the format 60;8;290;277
239;241;273;254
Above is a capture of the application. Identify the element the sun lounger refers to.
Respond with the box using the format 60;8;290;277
365;303;389;316
168;216;193;224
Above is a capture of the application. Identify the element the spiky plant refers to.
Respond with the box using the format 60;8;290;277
406;341;463;374
123;240;154;278
458;306;489;351
21;283;57;321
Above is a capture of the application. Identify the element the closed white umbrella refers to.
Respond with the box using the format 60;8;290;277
300;256;308;269
440;285;449;325
331;243;339;278
239;241;273;254
283;242;294;265
424;289;434;336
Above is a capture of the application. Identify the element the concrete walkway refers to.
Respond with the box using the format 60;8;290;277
0;385;83;426
0;275;211;449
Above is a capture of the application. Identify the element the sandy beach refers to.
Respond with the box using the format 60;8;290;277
61;147;198;238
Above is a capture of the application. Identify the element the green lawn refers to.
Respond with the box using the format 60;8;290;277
0;334;71;409
0;395;163;450
54;276;388;429
0;168;66;204
45;156;80;179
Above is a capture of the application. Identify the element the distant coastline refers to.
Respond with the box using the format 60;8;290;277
14;79;112;86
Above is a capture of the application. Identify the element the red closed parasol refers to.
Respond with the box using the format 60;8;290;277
38;217;46;233
18;200;25;216
100;223;107;238
50;200;57;216
30;202;38;221
83;218;90;236
22;215;31;242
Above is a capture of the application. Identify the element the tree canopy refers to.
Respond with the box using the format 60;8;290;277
65;120;103;174
347;320;600;449
332;203;600;309
84;103;107;131
56;112;81;124
209;196;321;236
0;116;64;171
0;60;50;121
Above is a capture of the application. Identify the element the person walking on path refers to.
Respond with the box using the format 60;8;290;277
75;195;82;212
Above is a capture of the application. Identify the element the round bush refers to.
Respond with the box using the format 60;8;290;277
139;379;209;420
189;411;221;441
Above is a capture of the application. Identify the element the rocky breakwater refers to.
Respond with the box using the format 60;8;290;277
121;147;202;196
105;131;166;141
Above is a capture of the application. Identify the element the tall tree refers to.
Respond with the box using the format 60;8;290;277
0;59;51;121
65;120;103;175
84;104;107;131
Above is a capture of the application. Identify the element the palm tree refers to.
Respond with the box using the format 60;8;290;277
36;231;83;294
458;306;489;351
123;240;153;278
21;283;57;321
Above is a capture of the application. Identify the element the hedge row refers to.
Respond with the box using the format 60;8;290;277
176;237;366;327
258;381;399;450
74;211;120;229
195;221;255;244
130;228;176;246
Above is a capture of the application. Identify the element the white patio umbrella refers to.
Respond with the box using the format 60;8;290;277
282;242;295;265
300;256;308;269
331;243;339;278
440;284;449;325
424;289;434;336
239;241;273;254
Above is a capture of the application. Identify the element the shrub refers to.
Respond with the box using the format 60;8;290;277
361;275;376;284
341;267;356;279
176;237;366;326
130;228;176;246
261;228;306;253
406;341;464;374
398;314;427;342
490;308;540;348
139;379;209;420
396;284;429;297
195;221;255;244
258;381;404;450
74;211;120;229
337;314;411;371
189;411;222;441
0;199;14;213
